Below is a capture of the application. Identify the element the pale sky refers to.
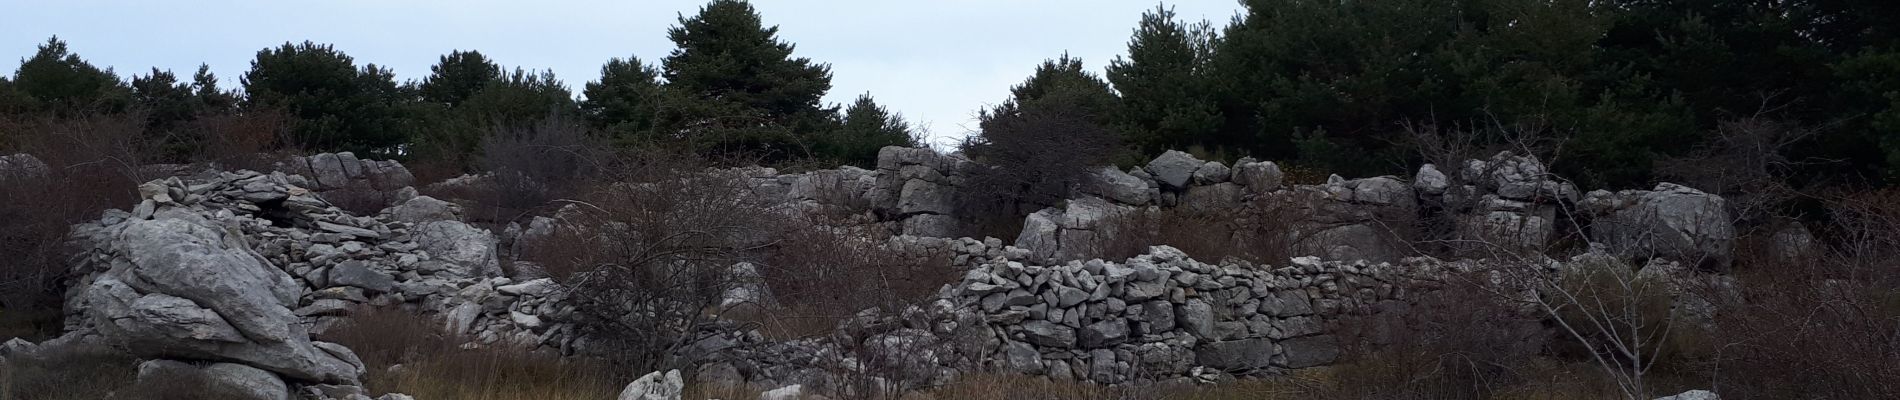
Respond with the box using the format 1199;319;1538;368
1;0;1244;147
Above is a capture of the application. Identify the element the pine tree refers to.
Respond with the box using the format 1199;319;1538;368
580;56;663;143
131;69;196;128
420;50;502;107
416;67;576;168
982;54;1118;126
1107;5;1222;155
191;64;238;114
10;36;130;116
659;0;836;160
822;93;915;167
242;41;414;156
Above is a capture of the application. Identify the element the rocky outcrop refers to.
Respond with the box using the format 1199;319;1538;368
870;147;972;237
137;360;292;400
1016;197;1139;263
65;174;364;385
1425;151;1579;255
273;152;415;193
1584;183;1735;268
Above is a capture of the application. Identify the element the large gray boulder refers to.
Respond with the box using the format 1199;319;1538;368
1195;338;1274;371
382;195;461;224
1146;150;1203;190
138;360;291;400
1654;390;1720;400
1232;159;1284;193
275;152;414;191
1584;183;1735;268
411;220;502;279
1413;164;1449;195
618;369;683;400
1014;197;1136;262
1087;166;1152;206
73;213;362;384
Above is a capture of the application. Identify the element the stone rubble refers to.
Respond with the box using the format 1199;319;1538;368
10;146;1759;398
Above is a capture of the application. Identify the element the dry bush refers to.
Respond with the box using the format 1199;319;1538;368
472;113;609;222
752;223;954;339
317;307;621;400
1654;116;1814;229
958;103;1122;240
0;113;149;340
519;156;778;372
186;108;294;171
1088;200;1302;266
1323;274;1551;399
1695;189;1900;398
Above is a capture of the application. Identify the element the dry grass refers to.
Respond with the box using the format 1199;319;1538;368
317;307;623;400
0;345;139;400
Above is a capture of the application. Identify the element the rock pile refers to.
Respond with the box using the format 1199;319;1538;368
45;168;528;398
55;171;388;398
272;152;416;194
947;246;1440;384
1422;151;1580;254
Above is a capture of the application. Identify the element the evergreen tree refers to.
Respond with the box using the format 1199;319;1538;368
659;0;836;160
986;54;1117;124
10;36;130;116
242;41;414;156
190;64;237;114
580;55;663;143
417;67;577;169
822;93;915;167
1107;5;1222;156
420;50;502;107
132;69;197;130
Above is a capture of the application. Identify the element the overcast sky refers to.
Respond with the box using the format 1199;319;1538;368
1;0;1244;147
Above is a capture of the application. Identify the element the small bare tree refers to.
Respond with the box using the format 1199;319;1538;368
531;161;780;373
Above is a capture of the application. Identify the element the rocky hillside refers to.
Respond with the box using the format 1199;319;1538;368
0;147;1793;399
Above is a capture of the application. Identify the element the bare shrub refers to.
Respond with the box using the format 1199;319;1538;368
186;108;294;171
0;113;148;340
521;159;777;371
958;103;1122;239
318;307;620;399
1088;203;1300;266
1327;273;1551;399
1654;116;1814;228
1698;190;1900;398
467;113;609;223
752;222;955;338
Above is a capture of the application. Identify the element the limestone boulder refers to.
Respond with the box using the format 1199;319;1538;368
74;214;361;384
137;360;291;400
618;369;684;400
1584;183;1735;268
411;220;502;279
1146;150;1203;190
